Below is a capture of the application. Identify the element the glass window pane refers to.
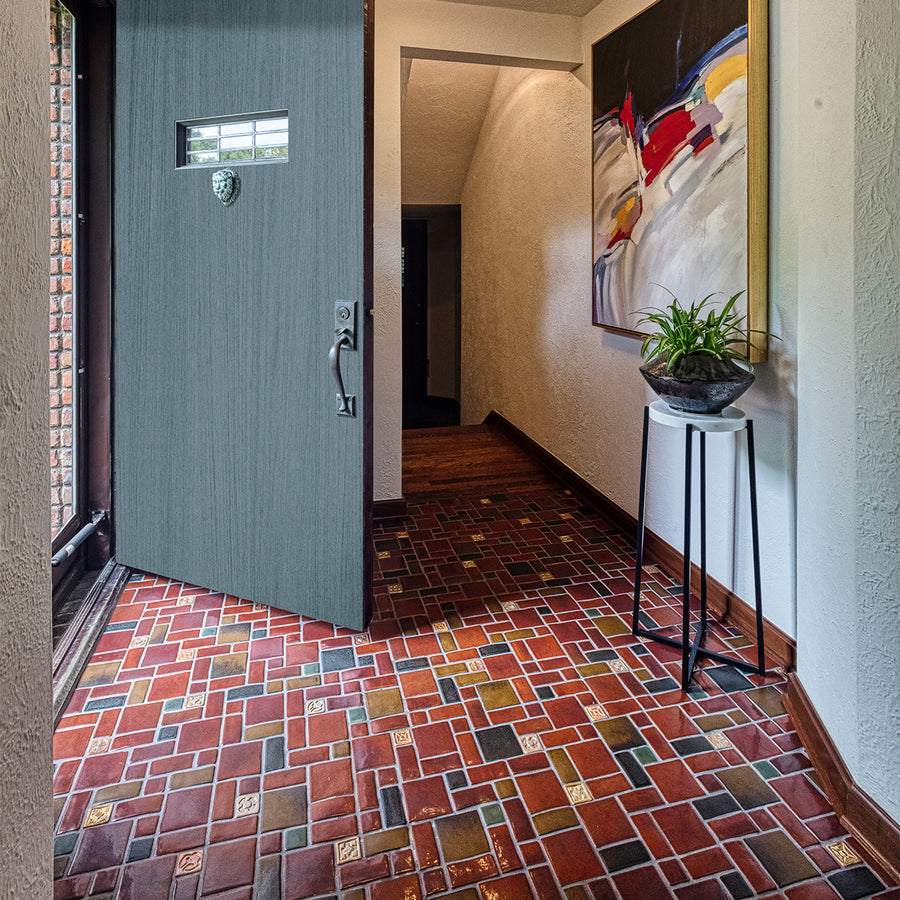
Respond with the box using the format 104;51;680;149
220;134;253;150
220;122;252;136
256;131;288;148
178;113;289;167
256;117;289;132
188;125;218;139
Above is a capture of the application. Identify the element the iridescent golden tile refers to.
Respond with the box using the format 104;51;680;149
826;841;861;866
235;793;260;817
332;740;350;758
496;779;516;799
504;629;536;641
363;826;410;856
745;686;787;718
185;693;205;709
267;680;283;694
306;698;327;715
388;584;402;594
635;669;652;682
435;663;468;677
446;613;464;629
337;836;361;863
585;704;608;721
565;886;591;900
471;534;485;542
539;573;553;582
708;732;733;750
519;734;543;754
148;623;169;645
436;811;489;862
549;749;579;783
220;615;236;625
392;729;412;746
88;737;111;756
78;661;121;688
565;782;593;805
476;681;518;710
396;531;409;539
456;672;489;686
365;688;403;718
84;803;113;828
176;849;203;876
729;709;751;725
480;499;492;506
467;658;485;673
577;663;610;677
560;536;574;543
377;551;390;560
127;679;151;706
533;807;579;835
171;766;216;789
210;651;248;680
438;633;458;655
695;714;734;732
643;565;659;574
594;616;630;638
95;782;141;803
286;675;320;690
177;649;195;662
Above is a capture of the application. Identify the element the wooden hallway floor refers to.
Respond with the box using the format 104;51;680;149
50;425;897;899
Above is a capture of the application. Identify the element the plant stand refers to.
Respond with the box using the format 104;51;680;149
632;400;766;690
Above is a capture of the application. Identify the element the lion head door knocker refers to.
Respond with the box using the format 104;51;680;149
211;168;240;207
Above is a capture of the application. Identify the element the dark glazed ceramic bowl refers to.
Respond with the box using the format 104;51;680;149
640;354;755;415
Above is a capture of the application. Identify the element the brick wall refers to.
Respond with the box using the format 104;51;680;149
50;0;74;539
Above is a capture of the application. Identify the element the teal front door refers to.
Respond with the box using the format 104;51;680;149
114;0;372;629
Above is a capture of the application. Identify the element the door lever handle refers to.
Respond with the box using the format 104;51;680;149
329;331;356;417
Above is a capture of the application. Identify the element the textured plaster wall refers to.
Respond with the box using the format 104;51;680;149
459;5;799;639
0;0;53;894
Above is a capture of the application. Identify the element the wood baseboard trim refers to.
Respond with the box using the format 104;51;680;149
784;673;900;884
374;497;407;520
485;410;796;671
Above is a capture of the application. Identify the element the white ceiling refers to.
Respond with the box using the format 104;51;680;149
442;0;600;16
402;59;501;205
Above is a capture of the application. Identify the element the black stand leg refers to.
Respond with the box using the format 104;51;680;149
681;425;693;688
746;420;766;674
632;407;650;635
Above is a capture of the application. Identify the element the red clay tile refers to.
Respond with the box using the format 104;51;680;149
403;775;452;821
517;769;570;814
412;821;440;868
578;797;636;847
542;828;604;884
201;837;257;893
478;873;536;900
218;741;262;778
652;803;716;854
644;759;705;802
613;866;672;899
159;784;212;832
283;844;336;900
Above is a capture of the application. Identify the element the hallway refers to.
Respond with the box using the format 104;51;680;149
51;426;897;899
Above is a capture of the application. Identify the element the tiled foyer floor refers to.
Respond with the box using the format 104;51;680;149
52;427;898;899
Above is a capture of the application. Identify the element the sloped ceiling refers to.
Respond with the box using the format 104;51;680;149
401;58;501;205
443;0;599;15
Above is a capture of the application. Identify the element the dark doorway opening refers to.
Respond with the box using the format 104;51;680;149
401;205;461;429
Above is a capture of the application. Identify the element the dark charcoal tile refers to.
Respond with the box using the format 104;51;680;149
227;684;265;701
439;678;461;704
615;752;651;789
596;717;645;751
536;606;552;615
380;785;406;827
637;611;660;629
446;771;468;790
157;726;178;741
599;840;651;873
671;736;715;756
631;645;650;656
253;855;281;900
716;766;779;810
721;871;753;900
321;649;356;674
827;866;885;900
745;830;818;886
84;695;127;712
125;837;154;863
479;643;511;657
396;657;429;672
535;687;555;700
646;677;681;694
585;649;619;662
475;725;524;762
104;621;139;632
265;736;285;773
251;628;267;639
591;581;613;597
54;832;78;856
505;562;534;576
705;666;755;693
692;792;741;820
357;654;373;667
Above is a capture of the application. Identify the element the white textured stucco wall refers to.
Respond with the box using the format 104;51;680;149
0;0;53;894
459;6;798;640
852;0;900;822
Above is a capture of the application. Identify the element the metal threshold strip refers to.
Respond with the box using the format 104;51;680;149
52;558;132;728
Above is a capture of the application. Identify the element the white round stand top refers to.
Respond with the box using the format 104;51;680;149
648;399;747;433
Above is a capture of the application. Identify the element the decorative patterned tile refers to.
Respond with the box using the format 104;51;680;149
50;429;880;900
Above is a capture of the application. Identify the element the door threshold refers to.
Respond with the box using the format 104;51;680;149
53;558;131;728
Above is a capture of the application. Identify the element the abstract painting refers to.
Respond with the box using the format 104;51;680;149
592;0;768;358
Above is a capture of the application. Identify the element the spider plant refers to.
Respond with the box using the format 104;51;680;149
637;289;774;375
